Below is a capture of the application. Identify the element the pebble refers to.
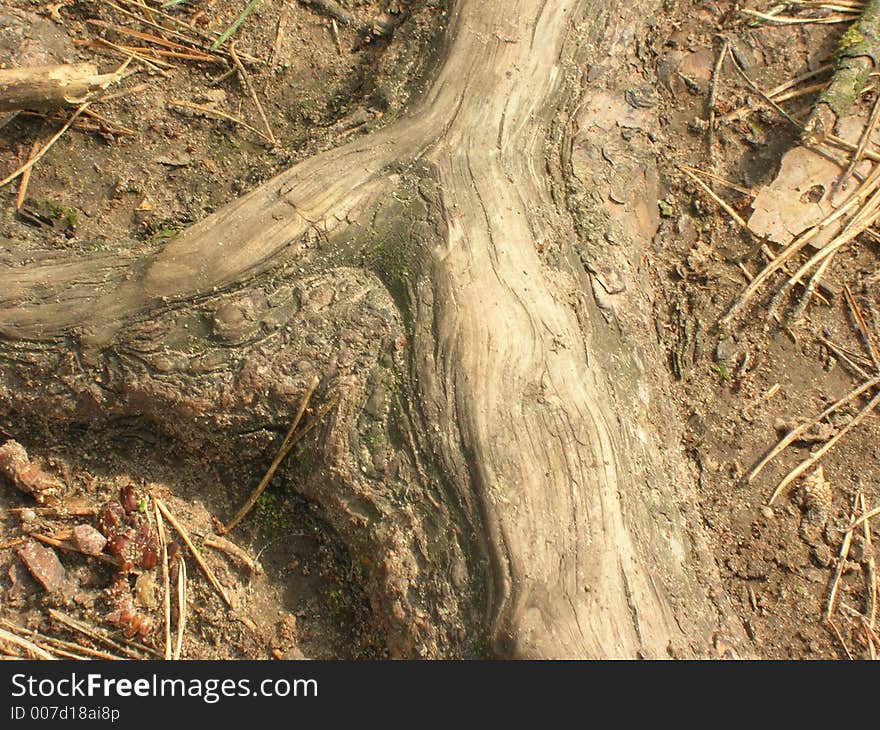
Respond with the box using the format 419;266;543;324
134;572;159;609
17;541;66;592
72;524;107;556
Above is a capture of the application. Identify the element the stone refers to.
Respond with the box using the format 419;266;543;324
72;524;107;556
17;541;66;592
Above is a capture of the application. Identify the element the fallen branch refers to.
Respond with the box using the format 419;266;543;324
0;63;120;113
803;0;880;146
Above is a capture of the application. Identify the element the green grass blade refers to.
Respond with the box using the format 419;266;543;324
210;0;261;51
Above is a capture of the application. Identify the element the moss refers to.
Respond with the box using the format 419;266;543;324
836;26;866;59
821;12;880;118
362;422;386;456
362;222;416;312
254;490;294;536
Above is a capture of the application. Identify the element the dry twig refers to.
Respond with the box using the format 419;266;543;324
174;558;187;660
204;534;261;573
229;41;275;145
155;501;172;660
48;609;158;659
0;626;56;660
222;375;320;533
825;494;859;622
154;498;232;608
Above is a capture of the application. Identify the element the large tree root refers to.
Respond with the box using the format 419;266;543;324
0;0;748;657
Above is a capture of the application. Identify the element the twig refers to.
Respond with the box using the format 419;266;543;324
82;107;137;136
0;627;57;660
766;184;880;320
828;619;856;659
843;285;880;372
825;494;859;622
100;1;255;61
742;7;858;24
222;375;320;533
0;103;90;190
722;67;832;123
48;609;158;659
167;99;274;143
30;532;122;566
819;334;874;379
155;500;172;660
680;165;749;228
679;166;831;306
707;40;729;165
802;0;880;146
112;0;236;52
154;498;232;608
271;7;290;65
330;19;343;56
96;80;152;102
721;163;880;327
204;534;262;573
174;557;186;660
0;55;130;189
679;164;755;196
728;48;802;127
859;493;877;630
15;139;41;210
852;503;880;528
837;91;880;190
791;251;835;321
37;635;122;660
753;381;880;483
0;619;123;660
79;37;174;74
86;18;214;61
229;41;275;145
768;388;880;504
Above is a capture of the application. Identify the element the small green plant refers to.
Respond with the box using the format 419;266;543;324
658;198;675;218
48;202;79;231
148;227;181;244
712;363;732;383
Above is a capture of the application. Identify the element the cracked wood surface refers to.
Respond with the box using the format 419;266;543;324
0;0;742;657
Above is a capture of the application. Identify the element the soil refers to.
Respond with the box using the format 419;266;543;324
650;2;880;659
0;0;878;659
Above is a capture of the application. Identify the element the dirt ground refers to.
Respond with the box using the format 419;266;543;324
0;0;878;659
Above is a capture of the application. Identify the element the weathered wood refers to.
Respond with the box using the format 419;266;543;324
803;0;880;147
0;0;748;657
0;63;119;112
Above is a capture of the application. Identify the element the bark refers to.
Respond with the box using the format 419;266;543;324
0;0;748;658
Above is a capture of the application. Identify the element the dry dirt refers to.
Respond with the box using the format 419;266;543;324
651;1;880;659
0;0;878;659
